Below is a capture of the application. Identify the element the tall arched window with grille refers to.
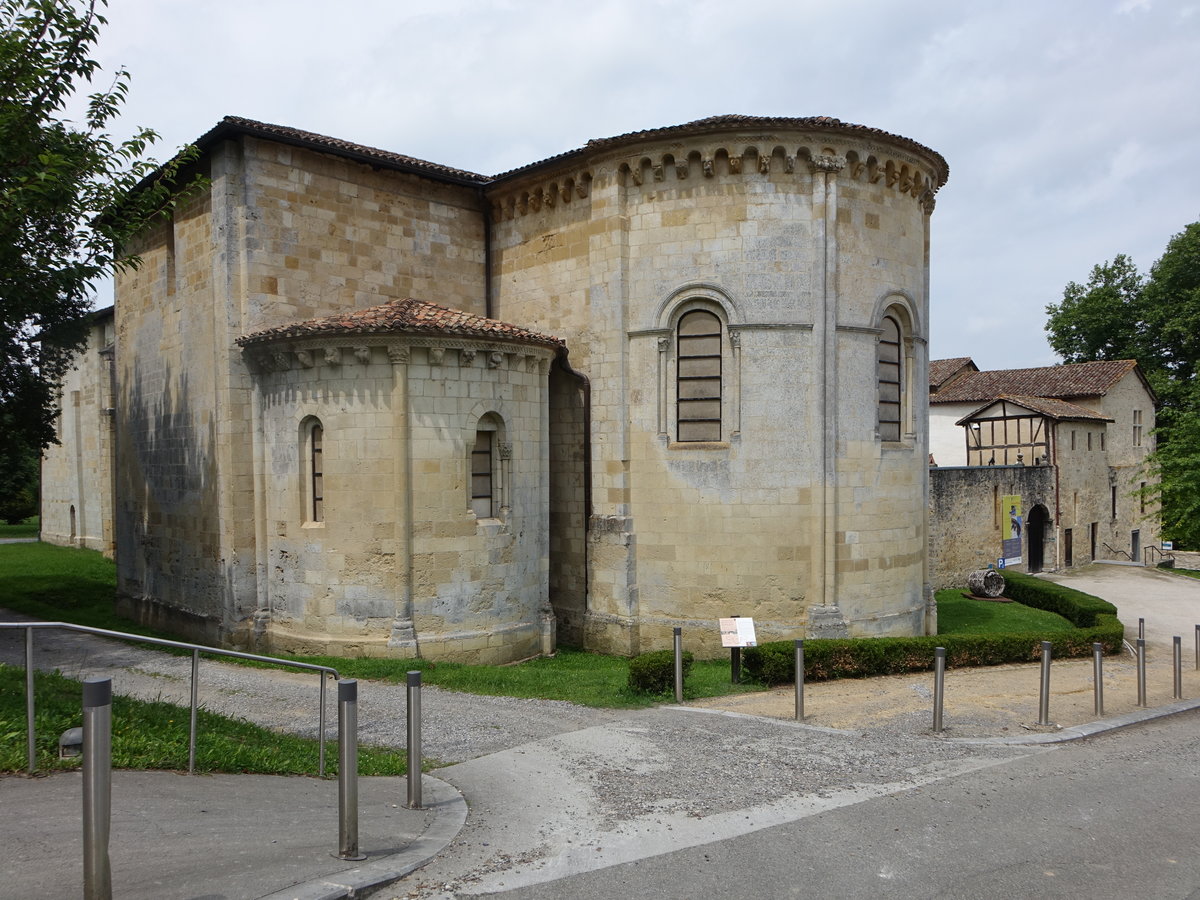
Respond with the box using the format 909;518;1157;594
302;417;324;523
877;313;903;442
677;310;722;442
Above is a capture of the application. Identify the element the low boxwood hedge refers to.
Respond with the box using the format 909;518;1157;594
628;648;694;694
743;572;1124;686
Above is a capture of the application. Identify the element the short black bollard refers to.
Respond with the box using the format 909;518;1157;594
1136;638;1148;707
794;640;805;721
1092;642;1104;717
83;677;113;900
1174;636;1183;700
406;671;423;810
673;627;683;703
1139;617;1145;641
335;679;365;860
932;647;946;733
730;616;742;685
1195;624;1199;671
1037;641;1052;726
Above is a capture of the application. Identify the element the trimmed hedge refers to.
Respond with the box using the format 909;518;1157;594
628;649;693;694
743;572;1124;686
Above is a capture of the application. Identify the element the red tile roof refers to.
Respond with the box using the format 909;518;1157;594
197;117;489;185
929;357;977;391
236;298;565;350
493;114;949;187
930;359;1142;404
954;395;1114;426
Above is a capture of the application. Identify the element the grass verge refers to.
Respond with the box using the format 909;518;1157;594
0;664;408;776
936;588;1076;635
0;517;38;539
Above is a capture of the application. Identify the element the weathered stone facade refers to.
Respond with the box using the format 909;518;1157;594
40;309;116;555
45;115;949;660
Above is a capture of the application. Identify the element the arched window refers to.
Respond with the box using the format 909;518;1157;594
877;313;904;442
302;418;324;523
470;415;503;519
677;310;722;442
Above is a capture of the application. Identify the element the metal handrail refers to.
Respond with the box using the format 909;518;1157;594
0;621;340;776
1101;543;1134;562
1144;545;1175;567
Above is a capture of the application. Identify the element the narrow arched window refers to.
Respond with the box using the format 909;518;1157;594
877;314;903;442
470;415;503;519
302;417;325;524
677;310;722;442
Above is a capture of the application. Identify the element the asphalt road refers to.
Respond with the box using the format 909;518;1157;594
483;709;1200;900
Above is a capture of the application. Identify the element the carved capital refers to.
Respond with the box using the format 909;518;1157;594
729;331;741;349
460;348;477;366
809;154;847;174
497;442;513;460
387;346;409;365
920;189;937;215
758;155;771;175
324;347;342;366
657;337;669;353
728;156;742;175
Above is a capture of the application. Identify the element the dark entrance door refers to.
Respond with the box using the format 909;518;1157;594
1026;504;1049;573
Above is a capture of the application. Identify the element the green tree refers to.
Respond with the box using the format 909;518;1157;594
0;0;197;463
1044;254;1148;367
1047;222;1200;548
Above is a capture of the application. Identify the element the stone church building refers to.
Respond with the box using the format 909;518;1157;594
41;115;949;661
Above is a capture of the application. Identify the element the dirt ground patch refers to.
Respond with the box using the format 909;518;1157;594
690;563;1200;739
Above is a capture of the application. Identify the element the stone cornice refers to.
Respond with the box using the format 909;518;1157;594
242;334;555;376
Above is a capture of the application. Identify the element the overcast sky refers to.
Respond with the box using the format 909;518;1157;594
85;0;1199;370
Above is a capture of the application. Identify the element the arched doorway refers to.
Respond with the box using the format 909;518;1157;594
1026;504;1049;573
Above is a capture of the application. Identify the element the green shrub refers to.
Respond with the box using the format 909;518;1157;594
627;649;693;694
743;576;1124;686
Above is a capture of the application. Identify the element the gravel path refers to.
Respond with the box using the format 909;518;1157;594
0;612;622;763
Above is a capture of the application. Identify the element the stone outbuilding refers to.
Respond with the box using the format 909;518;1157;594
41;114;950;660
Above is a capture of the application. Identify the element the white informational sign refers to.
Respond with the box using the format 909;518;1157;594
719;617;757;648
1163;541;1174;551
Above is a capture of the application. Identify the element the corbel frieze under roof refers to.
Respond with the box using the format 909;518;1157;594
242;335;555;376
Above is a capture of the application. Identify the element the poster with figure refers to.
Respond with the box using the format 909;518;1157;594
1002;494;1023;565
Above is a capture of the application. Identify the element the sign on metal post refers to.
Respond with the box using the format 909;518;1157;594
720;617;756;685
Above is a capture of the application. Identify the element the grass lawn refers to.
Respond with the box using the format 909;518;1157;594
936;587;1076;635
0;516;38;539
0;664;408;776
1173;568;1200;580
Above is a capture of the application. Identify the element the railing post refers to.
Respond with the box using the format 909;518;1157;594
319;673;328;777
932;647;947;733
82;677;113;900
673;627;683;704
335;679;365;860
406;671;423;810
1136;638;1148;707
188;648;199;775
1173;636;1183;700
1037;641;1052;726
1194;624;1199;671
794;639;805;721
1092;642;1104;717
25;626;35;775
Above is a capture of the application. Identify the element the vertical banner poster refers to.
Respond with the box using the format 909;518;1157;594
1001;494;1023;565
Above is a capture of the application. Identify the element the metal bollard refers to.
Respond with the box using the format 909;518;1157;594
83;677;113;900
1092;643;1104;717
1136;638;1147;707
1195;624;1199;671
673;628;683;704
406;671;423;810
25;626;35;774
1174;636;1183;700
1037;641;1052;726
932;647;946;733
188;649;200;775
335;679;365;860
794;640;805;721
1138;617;1145;641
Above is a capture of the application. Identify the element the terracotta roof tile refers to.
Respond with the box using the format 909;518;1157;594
929;357;977;390
198;117;489;185
954;395;1114;426
930;360;1140;404
236;298;564;350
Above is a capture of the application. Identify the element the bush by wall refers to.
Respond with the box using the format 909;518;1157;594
628;648;693;694
743;574;1124;686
